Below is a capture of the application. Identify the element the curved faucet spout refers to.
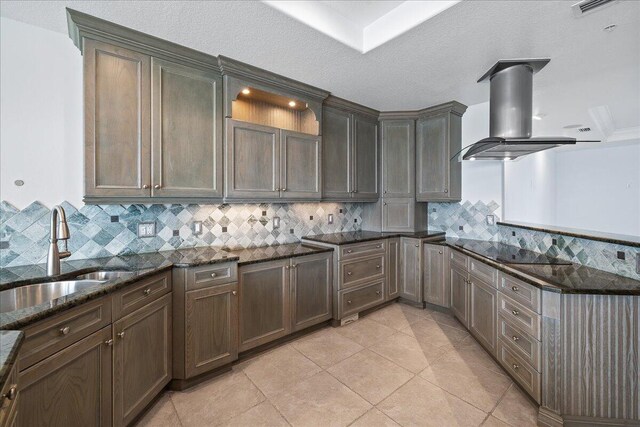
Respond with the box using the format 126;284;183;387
47;205;72;276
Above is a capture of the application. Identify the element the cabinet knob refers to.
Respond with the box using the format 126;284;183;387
5;386;17;401
60;326;70;335
384;190;387;194
347;300;352;305
511;285;519;292
512;335;520;342
285;265;290;270
143;288;151;296
232;291;237;296
376;245;381;248
512;363;519;370
353;190;358;193
142;184;150;189
347;271;353;276
281;188;287;192
376;265;380;269
154;184;161;189
347;250;353;253
375;290;381;295
383;203;387;206
438;251;443;254
105;339;114;346
210;273;217;278
511;309;519;316
444;189;448;193
117;331;126;339
415;244;419;247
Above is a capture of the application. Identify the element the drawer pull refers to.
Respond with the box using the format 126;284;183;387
376;290;381;295
439;251;443;254
117;331;126;339
5;386;17;401
512;363;519;370
232;291;237;296
210;272;217;278
285;265;291;270
347;300;352;305
104;339;114;346
415;244;419;247
347;271;353;276
512;309;520;316
511;285;519;292
143;288;151;296
347;250;353;253
376;265;381;269
512;335;520;342
60;326;70;335
376;245;381;248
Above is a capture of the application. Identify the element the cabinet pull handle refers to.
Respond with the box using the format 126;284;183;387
439;251;443;254
444;189;448;193
415;244;419;247
353;190;358;193
376;245;381;248
511;309;519;316
347;300;352;305
5;386;17;401
60;326;70;335
512;363;519;370
232;291;237;296
105;339;114;346
512;335;520;342
117;331;125;339
142;184;150;189
376;265;380;269
376;290;381;295
511;285;519;292
347;250;353;253
143;288;151;296
281;188;287;192
347;271;353;276
210;272;217;278
154;184;161;189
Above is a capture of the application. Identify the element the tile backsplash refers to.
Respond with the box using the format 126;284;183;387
0;201;363;268
428;200;501;241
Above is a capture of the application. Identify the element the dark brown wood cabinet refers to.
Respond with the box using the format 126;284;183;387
18;327;113;427
112;294;172;427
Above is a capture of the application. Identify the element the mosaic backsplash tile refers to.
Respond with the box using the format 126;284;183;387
428;200;501;241
0;201;363;268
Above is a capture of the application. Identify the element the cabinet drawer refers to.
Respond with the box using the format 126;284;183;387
469;259;496;287
498;273;541;313
497;339;541;403
498;315;541;371
0;361;18;426
449;249;468;269
186;262;238;290
340;240;385;260
339;281;385;318
498;293;541;340
340;255;385;289
19;297;111;370
112;272;171;320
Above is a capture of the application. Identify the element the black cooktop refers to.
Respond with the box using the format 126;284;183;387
452;239;572;265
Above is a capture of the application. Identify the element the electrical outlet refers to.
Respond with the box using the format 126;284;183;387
486;215;495;225
137;222;156;238
192;221;203;235
328;214;334;224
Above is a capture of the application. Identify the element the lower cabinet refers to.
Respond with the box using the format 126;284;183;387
386;238;400;300
468;276;498;355
450;264;469;328
291;252;333;332
423;244;447;307
113;293;172;427
18;327;113;427
400;238;422;302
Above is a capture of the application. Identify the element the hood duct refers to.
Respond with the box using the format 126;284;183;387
462;59;596;161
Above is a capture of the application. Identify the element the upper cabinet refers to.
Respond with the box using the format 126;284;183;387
416;102;467;202
381;119;415;198
69;9;223;203
220;56;328;201
322;97;379;201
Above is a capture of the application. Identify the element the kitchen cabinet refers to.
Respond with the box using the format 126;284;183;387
416;102;467;202
18;327;112;427
469;276;498;355
225;120;321;200
113;294;172;427
400;238;422;303
450;265;469;327
290;252;333;331
423;244;448;307
381;120;415;198
0;360;18;427
238;259;290;351
387;238;400;300
83;39;223;203
322;99;379;201
381;198;423;232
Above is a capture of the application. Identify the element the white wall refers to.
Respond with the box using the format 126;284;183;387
0;17;83;208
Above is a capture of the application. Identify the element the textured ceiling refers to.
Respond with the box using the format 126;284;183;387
1;0;638;122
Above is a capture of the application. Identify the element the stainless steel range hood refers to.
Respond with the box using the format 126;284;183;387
462;59;593;160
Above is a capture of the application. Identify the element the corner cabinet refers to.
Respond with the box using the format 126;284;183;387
322;98;379;201
83;39;223;203
416;102;467;202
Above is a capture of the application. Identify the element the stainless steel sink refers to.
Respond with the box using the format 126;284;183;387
0;280;105;313
75;270;136;281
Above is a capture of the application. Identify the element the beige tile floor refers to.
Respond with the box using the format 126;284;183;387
136;303;539;427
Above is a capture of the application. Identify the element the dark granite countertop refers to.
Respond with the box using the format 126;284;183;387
444;238;640;295
302;230;446;245
225;243;333;266
0;330;23;390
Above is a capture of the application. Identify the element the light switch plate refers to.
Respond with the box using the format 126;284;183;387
273;216;281;229
192;221;203;235
486;215;495;225
328;214;334;224
137;222;156;238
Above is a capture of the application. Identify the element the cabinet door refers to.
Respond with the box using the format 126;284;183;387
423;244;448;307
353;115;379;200
400;238;422;302
416;114;448;201
382;120;414;198
469;277;498;355
280;130;322;199
84;39;151;198
225;119;280;199
184;283;238;378
238;260;290;351
382;198;415;232
291;253;332;331
387;238;400;300
18;327;112;427
322;107;352;199
151;58;223;198
113;294;172;427
450;266;469;327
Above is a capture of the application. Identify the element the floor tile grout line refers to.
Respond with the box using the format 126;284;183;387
416;374;496;417
488;383;522;427
167;393;185;427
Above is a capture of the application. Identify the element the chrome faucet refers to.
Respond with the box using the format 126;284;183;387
47;205;71;276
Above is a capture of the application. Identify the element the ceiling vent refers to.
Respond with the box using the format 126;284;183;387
578;127;592;132
572;0;617;17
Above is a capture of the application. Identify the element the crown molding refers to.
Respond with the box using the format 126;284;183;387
323;95;379;119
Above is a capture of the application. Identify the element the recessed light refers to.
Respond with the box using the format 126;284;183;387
603;24;617;32
241;88;250;95
288;101;296;107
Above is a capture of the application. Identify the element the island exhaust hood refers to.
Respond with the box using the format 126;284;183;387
462;59;595;160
